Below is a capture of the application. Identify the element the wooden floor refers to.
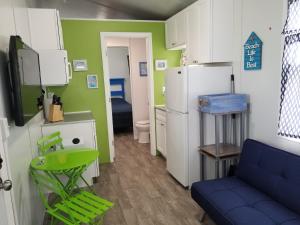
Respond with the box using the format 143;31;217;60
95;132;215;225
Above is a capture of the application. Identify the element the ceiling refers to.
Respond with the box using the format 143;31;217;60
35;0;197;20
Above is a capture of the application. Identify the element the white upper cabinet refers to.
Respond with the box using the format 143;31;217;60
165;10;187;50
39;50;71;86
186;0;234;64
28;8;64;50
175;11;187;47
14;8;70;86
165;0;234;62
14;8;32;46
186;0;211;64
211;0;234;62
165;17;177;49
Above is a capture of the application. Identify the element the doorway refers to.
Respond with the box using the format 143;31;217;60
100;32;156;162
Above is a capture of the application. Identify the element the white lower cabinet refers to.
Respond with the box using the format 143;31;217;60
41;118;99;186
156;108;167;158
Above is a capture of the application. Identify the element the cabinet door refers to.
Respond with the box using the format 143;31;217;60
212;0;234;62
165;17;177;49
187;0;212;64
161;121;167;157
156;119;166;157
38;50;70;86
14;8;31;46
28;8;62;50
156;119;163;154
176;10;187;47
198;0;212;63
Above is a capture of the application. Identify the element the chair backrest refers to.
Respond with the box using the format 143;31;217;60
37;131;64;155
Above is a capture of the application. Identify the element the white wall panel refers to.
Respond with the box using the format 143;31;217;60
238;0;300;155
0;0;44;225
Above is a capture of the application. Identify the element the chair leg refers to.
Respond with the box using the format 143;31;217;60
96;216;104;225
50;216;54;225
50;216;60;225
199;212;206;222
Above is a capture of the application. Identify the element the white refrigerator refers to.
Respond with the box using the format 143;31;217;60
165;65;232;187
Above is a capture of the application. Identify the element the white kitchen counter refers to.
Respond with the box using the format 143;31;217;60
44;111;95;126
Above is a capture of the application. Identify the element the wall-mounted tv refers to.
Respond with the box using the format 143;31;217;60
8;36;43;127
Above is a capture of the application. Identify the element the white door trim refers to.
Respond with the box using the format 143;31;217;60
100;32;156;162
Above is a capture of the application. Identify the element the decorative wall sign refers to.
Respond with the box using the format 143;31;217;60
139;62;148;76
155;59;168;71
244;32;263;70
87;74;98;89
73;59;88;71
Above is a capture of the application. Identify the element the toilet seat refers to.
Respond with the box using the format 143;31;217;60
136;120;149;126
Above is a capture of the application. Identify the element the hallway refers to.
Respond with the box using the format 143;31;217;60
95;133;214;225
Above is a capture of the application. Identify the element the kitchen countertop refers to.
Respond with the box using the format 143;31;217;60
155;105;166;111
44;111;95;126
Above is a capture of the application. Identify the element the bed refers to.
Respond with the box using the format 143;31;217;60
110;78;133;131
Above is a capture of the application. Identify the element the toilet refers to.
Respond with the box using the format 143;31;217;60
135;120;150;143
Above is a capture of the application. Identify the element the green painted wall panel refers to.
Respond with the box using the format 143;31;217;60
49;20;181;163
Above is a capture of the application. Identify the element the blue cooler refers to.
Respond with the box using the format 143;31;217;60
198;93;248;114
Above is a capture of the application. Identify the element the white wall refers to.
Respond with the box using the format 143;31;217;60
129;38;149;138
0;1;44;224
107;46;132;103
106;37;130;47
6;113;44;225
237;0;300;155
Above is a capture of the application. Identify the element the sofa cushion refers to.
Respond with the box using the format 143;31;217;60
236;139;300;214
191;177;300;225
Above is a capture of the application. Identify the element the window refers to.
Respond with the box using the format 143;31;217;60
278;0;300;138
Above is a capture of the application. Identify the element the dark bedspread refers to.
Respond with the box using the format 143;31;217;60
111;98;133;130
111;98;132;113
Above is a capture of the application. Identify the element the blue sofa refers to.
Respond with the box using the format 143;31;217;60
191;139;300;225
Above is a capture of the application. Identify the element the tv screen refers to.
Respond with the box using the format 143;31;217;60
8;36;42;126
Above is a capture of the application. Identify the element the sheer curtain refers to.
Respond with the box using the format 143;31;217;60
278;0;300;138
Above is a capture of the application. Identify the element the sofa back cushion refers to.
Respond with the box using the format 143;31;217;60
236;139;300;214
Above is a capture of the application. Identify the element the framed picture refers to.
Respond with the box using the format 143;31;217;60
155;60;168;71
139;62;147;76
87;74;98;89
73;59;88;71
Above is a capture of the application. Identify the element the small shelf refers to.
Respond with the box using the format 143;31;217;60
200;144;240;159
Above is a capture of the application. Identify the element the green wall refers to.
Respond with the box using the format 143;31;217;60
49;20;181;163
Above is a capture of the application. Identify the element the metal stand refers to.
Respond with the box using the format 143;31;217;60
199;111;247;180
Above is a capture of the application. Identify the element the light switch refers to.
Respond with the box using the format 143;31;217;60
162;86;166;96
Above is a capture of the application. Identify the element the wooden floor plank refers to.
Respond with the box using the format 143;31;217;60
97;132;215;225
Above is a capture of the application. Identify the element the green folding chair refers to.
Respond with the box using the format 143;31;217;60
37;131;64;155
37;132;94;193
30;167;113;225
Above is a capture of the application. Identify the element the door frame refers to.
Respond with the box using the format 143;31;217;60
100;32;156;162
